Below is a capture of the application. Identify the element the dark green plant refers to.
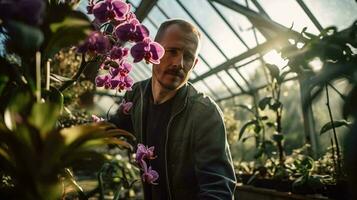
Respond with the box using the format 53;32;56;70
281;21;357;183
0;1;137;199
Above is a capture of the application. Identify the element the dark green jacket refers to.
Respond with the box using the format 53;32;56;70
110;79;236;200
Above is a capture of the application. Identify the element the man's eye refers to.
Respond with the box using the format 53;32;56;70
166;49;178;55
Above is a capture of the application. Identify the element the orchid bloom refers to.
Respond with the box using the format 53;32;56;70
135;144;156;163
135;144;159;185
109;61;132;77
119;99;133;115
77;32;110;55
109;46;129;60
114;18;149;42
109;75;133;91
92;0;130;23
130;37;165;64
142;165;159;185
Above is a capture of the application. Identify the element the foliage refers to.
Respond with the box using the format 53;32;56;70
233;19;357;196
0;0;149;199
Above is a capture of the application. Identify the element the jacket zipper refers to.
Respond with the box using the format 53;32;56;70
139;84;144;143
165;101;187;200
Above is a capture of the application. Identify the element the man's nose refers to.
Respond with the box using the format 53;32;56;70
172;54;184;70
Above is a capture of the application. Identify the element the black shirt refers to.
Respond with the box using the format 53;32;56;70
143;88;175;200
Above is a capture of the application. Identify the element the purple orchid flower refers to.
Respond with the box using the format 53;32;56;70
135;143;159;185
135;143;156;163
92;0;130;23
119;99;133;115
110;75;133;92
109;61;132;77
114;18;149;42
77;32;111;55
92;114;105;122
130;37;165;64
142;165;159;185
109;46;129;60
95;74;112;88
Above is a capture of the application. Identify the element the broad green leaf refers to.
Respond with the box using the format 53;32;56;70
43;87;64;113
5;20;44;52
0;75;9;96
238;120;257;141
270;100;282;111
272;133;284;142
258;97;273;110
266;64;280;81
45;12;92;59
277;71;291;84
28;102;61;138
320;120;352;135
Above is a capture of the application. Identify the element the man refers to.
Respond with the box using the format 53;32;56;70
110;19;236;200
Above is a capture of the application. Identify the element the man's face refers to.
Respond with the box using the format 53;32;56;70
152;24;199;90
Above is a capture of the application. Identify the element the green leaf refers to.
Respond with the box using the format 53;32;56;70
258;97;273;110
5;20;44;52
272;133;284;142
253;122;261;134
45;11;92;59
266;122;275;128
0;75;9;96
50;73;72;83
242;135;255;143
266;64;280;81
43;87;64;113
277;71;291;84
320;120;352;135
238;120;257;141
28;102;61;138
270;100;282;111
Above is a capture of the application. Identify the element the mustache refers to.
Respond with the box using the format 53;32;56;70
164;68;185;78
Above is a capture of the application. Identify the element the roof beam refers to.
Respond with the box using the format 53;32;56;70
209;0;312;40
191;36;286;83
134;0;158;22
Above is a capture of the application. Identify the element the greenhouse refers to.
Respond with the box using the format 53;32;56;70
1;0;357;199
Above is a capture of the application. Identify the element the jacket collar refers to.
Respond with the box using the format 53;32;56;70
140;78;189;116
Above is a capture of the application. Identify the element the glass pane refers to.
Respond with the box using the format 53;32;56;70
193;58;211;76
302;0;357;30
203;75;231;99
193;80;216;100
263;50;289;69
257;0;320;34
238;59;267;88
127;0;141;8
142;19;158;40
227;68;249;91
217;71;242;94
180;0;248;58
212;2;266;48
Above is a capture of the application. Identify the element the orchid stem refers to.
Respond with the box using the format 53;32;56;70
35;51;41;102
46;59;51;90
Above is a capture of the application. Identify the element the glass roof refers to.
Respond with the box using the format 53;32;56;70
86;0;357;102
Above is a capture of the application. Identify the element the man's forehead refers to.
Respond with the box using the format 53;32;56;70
160;24;199;44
